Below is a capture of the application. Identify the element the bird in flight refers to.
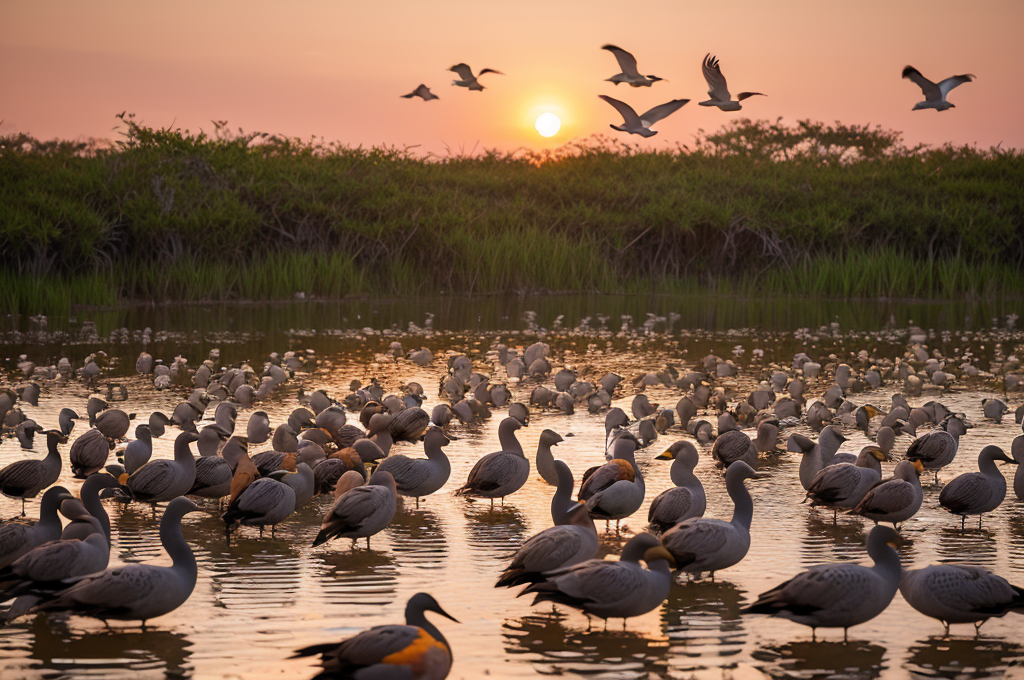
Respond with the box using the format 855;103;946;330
602;45;664;87
699;54;765;111
449;64;504;91
902;66;974;111
401;84;439;101
598;95;689;138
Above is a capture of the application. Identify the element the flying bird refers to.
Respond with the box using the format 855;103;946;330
601;44;664;87
598;95;689;138
700;54;765;111
401;84;439;101
902;66;974;111
449;63;504;91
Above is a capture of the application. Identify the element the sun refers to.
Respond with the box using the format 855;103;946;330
534;112;561;138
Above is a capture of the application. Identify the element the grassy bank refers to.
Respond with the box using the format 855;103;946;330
2;115;1023;314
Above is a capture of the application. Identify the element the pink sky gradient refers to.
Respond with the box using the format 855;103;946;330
2;0;1022;155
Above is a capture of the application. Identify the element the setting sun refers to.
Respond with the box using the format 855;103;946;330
534;112;561;138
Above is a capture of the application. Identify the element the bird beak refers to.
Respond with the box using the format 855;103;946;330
751;472;769;480
433;605;460;624
912;460;925;474
644;546;676;568
655;450;674;460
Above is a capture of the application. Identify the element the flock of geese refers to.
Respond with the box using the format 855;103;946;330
400;44;975;138
1;334;1023;679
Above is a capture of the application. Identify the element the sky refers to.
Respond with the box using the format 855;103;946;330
2;0;1023;155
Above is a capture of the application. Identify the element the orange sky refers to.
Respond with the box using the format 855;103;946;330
2;0;1022;154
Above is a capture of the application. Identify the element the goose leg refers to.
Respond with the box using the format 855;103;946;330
21;498;25;517
974;620;985;637
942;620;950;636
415;497;420;509
366;537;370;549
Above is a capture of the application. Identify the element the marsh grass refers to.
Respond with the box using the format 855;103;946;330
2;116;1022;314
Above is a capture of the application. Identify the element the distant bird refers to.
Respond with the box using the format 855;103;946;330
742;525;902;641
293;592;458;680
905;429;959;484
601;44;664;87
902;66;974;111
648;441;706;533
853;459;924;530
313;469;397;549
449;63;503;91
699;54;765;111
598;95;689;138
0;430;65;515
454;417;528;505
402;84;439;101
900;564;1024;634
375;428;452;506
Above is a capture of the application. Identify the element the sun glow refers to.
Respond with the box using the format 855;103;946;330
534;112;561;138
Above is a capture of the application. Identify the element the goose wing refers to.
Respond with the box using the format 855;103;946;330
235;478;290;515
806;464;861;504
855;478;913;515
597;95;642;128
702;54;732;102
662;519;732;565
747;563;873;615
449;63;475;80
303;625;423;672
902;66;940;101
937;74;974;98
602;44;641;78
37;563;170;615
648;487;696;525
577;458;631;500
126;460;175;497
376;455;429;491
0;461;41;496
508;526;587;574
939;472;987;513
331;486;387;528
0;524;31;561
930;565;1024;615
463;452;517;492
535;559;645;606
638;99;690;127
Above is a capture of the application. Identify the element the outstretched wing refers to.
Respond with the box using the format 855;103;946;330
937;74;974;98
478;68;504;76
702;54;731;102
902;66;940;101
597;95;641;128
639;99;689;127
602;44;640;78
449;63;475;80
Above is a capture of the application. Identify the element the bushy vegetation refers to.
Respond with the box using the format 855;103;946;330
2;114;1022;314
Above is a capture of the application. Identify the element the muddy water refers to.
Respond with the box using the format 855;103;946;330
1;297;1023;680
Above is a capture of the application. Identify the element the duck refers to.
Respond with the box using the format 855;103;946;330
0;430;66;515
375;428;452;506
741;525;902;641
578;433;644;529
293;592;458;680
26;496;201;626
661;461;762;579
520;533;674;623
454;418;528;506
648;441;706;533
939;445;1018;529
900;564;1024;634
853;459;924;529
313;469;397;549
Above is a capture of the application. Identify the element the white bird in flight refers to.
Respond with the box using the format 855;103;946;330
700;54;765;111
902;66;974;111
602;45;664;87
598;95;689;138
401;84;439;101
449;63;504;91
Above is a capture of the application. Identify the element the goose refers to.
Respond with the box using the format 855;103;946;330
269;462;315;508
520;532;674;623
601;44;663;87
700;54;765;111
57;408;80;437
402;84;439;101
598;95;688;138
534;429;564;485
789;426;847;489
755;418;780;453
547;458;578;524
189;447;233;503
939;445;1017;529
853;459;924;529
900;564;1024;634
148;412;172;438
0;486;72;569
661;461;762;579
95;408;132;440
375;428;452;506
293;592;458;680
712;430;758;470
741;525;902;641
246;411;271;444
0;430;65;515
905;429;958;484
648;441;706;533
805;446;887;520
117;431;199;505
69;428;111;478
122;425;153;475
454;418;528;505
313;469;397;549
496;499;598;588
27;496;201;626
902;66;974;111
578;433;644;529
1014;434;1023;500
449;63;503;91
222;476;296;538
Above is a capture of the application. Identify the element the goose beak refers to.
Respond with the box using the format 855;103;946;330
655;450;674;460
433;605;460;624
912;460;925;474
644;546;676;568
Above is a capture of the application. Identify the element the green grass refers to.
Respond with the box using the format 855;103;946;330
2;115;1022;315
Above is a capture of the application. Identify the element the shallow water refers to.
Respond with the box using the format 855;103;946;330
2;297;1023;680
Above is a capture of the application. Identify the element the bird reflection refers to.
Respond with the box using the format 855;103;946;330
388;505;448;570
936;526;998;566
753;640;887;679
502;611;670;677
905;635;1022;679
23;615;193;677
662;580;746;670
464;504;526;557
313;548;398;610
800;511;867;566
